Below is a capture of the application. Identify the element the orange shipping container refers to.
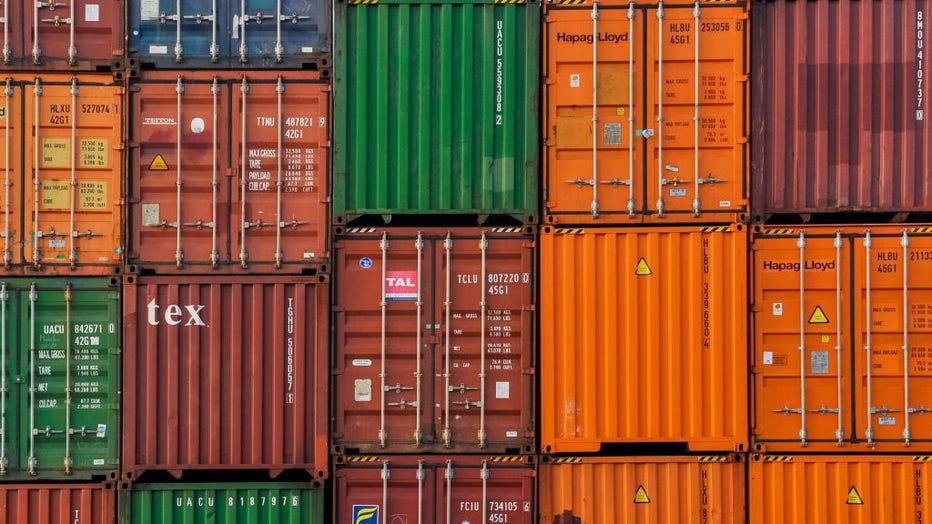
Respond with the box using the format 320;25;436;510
0;74;123;274
749;454;932;523
540;455;745;524
540;225;748;453
753;226;932;452
543;1;748;224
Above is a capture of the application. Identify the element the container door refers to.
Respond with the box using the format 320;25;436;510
29;0;121;66
231;75;328;270
237;0;326;66
0;80;21;268
131;0;223;64
24;78;122;272
643;4;746;219
131;77;230;270
853;229;932;448
753;231;852;447
437;231;535;453
335;461;437;524
544;7;642;221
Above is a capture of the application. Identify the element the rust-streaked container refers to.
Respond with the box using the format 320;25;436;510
540;455;745;523
0;482;115;523
541;225;748;453
0;1;124;71
127;71;329;274
543;2;749;224
749;454;932;523
331;226;536;454
752;225;932;452
333;455;535;524
0;74;123;275
752;0;932;218
122;275;329;480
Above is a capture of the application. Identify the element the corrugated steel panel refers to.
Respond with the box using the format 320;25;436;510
749;454;932;523
752;225;932;452
0;75;123;275
127;71;329;274
128;0;329;69
123;483;323;524
331;227;536;454
333;455;535;524
333;1;539;223
540;455;745;523
0;482;115;523
540;225;748;453
122;276;329;480
0;277;120;481
543;3;749;224
752;0;932;217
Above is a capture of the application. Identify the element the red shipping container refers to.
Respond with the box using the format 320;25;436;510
333;455;535;524
0;482;115;523
331;227;536;454
122;275;329;480
752;0;932;217
127;70;329;274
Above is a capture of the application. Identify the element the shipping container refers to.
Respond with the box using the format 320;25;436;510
0;278;120;481
0;482;115;523
543;1;749;224
540;455;745;524
749;454;932;523
122;482;323;524
752;0;932;218
0;1;124;71
128;1;329;69
0;74;123;275
122;275;329;479
333;455;535;524
752;225;932;452
331;226;535;454
127;71;329;274
540;225;748;453
332;1;539;224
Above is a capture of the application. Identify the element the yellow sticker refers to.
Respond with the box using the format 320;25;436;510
40;180;70;210
79;139;108;168
633;485;651;504
808;306;829;324
846;486;863;505
617;107;626;116
635;257;652;276
148;153;169;171
42;138;71;168
821;335;830;343
78;181;107;210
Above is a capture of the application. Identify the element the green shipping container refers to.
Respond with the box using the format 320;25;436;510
123;483;323;524
0;278;120;480
333;0;540;223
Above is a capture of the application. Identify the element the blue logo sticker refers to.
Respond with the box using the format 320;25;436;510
359;257;373;269
352;505;379;524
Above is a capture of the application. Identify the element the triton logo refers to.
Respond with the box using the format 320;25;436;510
147;298;207;326
352;505;379;524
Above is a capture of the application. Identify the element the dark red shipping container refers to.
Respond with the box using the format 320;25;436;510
122;275;329;480
0;482;115;523
127;70;330;274
752;0;932;218
331;227;536;454
333;455;535;524
0;0;124;71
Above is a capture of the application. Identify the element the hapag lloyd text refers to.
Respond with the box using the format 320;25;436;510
147;299;207;326
762;260;836;272
556;32;628;44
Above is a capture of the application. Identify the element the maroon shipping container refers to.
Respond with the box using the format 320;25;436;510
752;0;932;218
0;482;115;523
127;70;330;274
331;227;536;454
122;275;329;480
333;455;535;524
0;1;124;71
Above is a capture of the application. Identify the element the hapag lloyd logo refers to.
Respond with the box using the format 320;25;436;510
762;260;836;272
147;298;207;326
556;32;628;44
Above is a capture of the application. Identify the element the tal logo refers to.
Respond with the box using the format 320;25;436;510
147;298;207;326
385;270;418;301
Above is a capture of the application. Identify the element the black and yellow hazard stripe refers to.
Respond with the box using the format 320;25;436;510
551;457;583;463
910;226;932;234
489;456;524;462
553;228;584;235
554;0;587;5
761;228;795;235
699;226;729;232
494;0;526;4
915;456;932;462
698;456;728;462
762;456;793;462
347;0;378;5
344;456;381;462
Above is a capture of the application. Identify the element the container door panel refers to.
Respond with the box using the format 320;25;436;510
239;0;326;66
131;0;223;64
30;0;122;66
0;82;22;267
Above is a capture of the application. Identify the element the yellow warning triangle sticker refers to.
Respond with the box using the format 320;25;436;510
808;305;829;324
846;486;863;505
635;257;652;276
148;154;169;171
633;485;651;504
